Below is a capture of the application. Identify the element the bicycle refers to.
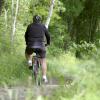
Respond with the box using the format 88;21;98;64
31;44;48;86
32;53;42;86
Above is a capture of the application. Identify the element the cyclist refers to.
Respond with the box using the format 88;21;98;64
24;15;50;83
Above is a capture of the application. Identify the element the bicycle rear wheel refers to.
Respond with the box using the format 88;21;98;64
32;56;42;86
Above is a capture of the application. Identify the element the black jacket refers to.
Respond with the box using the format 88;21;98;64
25;22;50;47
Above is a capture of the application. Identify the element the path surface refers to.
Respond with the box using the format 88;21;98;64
0;85;59;100
0;78;61;100
0;76;73;100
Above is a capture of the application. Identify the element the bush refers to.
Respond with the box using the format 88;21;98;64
69;41;97;58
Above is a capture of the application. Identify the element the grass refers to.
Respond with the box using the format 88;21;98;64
46;52;100;100
0;50;100;100
0;52;31;86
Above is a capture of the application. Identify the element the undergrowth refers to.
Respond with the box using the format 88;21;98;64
0;49;100;100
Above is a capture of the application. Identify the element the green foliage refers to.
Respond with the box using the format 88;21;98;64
0;0;100;99
69;41;97;58
28;0;50;23
0;0;4;14
0;53;30;86
60;0;100;43
61;0;85;17
44;51;100;100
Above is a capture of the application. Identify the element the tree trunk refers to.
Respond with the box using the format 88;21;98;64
4;8;8;30
11;0;19;49
12;0;14;17
45;0;55;29
2;8;8;49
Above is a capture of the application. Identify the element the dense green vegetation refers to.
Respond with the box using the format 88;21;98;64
0;0;100;99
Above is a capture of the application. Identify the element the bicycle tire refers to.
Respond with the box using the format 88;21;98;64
32;56;38;81
32;56;42;86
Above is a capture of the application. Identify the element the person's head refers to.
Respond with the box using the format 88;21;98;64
33;15;42;23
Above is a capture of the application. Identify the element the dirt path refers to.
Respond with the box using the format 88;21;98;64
0;76;73;100
0;78;61;100
0;85;58;100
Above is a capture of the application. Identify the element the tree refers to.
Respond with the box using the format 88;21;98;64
4;0;8;30
60;0;100;43
72;0;100;43
45;0;55;29
11;0;19;50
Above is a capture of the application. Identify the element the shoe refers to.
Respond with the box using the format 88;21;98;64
28;60;32;66
42;78;48;84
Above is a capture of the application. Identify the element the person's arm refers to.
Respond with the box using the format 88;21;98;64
44;26;50;45
25;25;29;45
